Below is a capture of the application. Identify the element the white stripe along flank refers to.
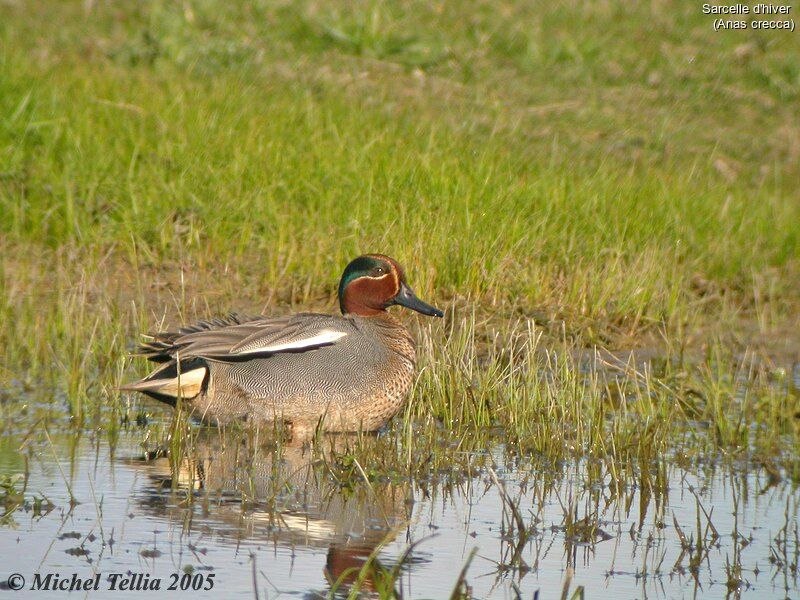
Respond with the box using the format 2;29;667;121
230;330;348;356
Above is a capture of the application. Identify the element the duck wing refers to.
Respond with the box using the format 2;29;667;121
137;313;351;363
136;313;259;362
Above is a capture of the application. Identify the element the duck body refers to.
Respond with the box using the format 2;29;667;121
154;312;415;432
122;255;441;433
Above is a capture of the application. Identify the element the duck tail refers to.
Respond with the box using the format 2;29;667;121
120;358;208;404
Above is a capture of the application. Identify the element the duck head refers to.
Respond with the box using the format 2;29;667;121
338;254;444;318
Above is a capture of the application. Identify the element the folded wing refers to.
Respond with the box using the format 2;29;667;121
124;312;351;402
137;312;350;363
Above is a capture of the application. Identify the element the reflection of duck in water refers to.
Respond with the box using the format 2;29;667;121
127;429;413;595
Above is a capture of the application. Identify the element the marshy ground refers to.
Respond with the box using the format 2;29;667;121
0;1;799;598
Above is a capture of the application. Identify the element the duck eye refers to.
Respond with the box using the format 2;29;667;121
371;266;386;276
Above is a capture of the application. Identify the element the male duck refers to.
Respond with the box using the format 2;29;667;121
122;254;443;433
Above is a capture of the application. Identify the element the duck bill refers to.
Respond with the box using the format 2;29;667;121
393;282;444;317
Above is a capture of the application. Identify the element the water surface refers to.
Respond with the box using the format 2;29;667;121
0;429;797;599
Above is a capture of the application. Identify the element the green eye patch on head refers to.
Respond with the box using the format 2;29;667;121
337;255;391;299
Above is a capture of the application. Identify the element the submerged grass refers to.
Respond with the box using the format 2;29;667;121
0;0;798;490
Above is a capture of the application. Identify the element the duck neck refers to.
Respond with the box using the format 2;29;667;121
340;299;386;317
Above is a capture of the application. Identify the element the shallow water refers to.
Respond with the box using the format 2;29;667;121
0;429;797;599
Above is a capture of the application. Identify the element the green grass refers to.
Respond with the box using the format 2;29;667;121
0;0;798;472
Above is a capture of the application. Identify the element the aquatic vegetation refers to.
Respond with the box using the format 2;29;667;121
0;430;797;597
0;472;55;527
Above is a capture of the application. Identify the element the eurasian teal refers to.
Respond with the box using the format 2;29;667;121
122;254;443;433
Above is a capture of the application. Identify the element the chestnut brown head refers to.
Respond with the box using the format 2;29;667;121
337;254;443;318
